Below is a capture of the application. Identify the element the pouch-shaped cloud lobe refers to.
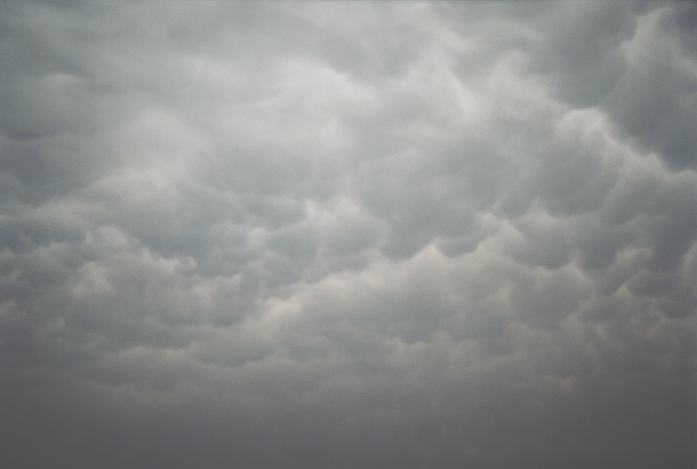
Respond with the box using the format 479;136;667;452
1;2;695;468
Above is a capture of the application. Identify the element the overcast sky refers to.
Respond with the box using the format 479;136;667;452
1;1;696;468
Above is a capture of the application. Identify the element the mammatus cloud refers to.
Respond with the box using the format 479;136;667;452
1;2;695;468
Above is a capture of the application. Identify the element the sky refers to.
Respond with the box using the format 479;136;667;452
1;1;696;468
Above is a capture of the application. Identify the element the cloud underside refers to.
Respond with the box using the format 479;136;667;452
1;2;696;468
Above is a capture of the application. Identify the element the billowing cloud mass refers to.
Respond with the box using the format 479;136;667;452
1;2;696;468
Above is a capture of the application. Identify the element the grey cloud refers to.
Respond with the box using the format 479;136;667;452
522;3;697;170
1;1;695;468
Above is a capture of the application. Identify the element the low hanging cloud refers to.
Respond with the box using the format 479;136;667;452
1;2;695;468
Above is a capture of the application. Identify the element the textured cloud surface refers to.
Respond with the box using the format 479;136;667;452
1;2;696;468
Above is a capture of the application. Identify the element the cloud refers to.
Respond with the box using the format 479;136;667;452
1;2;695;468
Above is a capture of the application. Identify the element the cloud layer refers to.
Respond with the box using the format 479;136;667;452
1;2;695;468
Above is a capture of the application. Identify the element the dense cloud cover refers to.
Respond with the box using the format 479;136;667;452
1;2;696;468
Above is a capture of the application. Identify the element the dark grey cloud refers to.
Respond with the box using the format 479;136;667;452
1;1;695;468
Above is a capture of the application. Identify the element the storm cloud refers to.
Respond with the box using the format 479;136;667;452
1;1;695;468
